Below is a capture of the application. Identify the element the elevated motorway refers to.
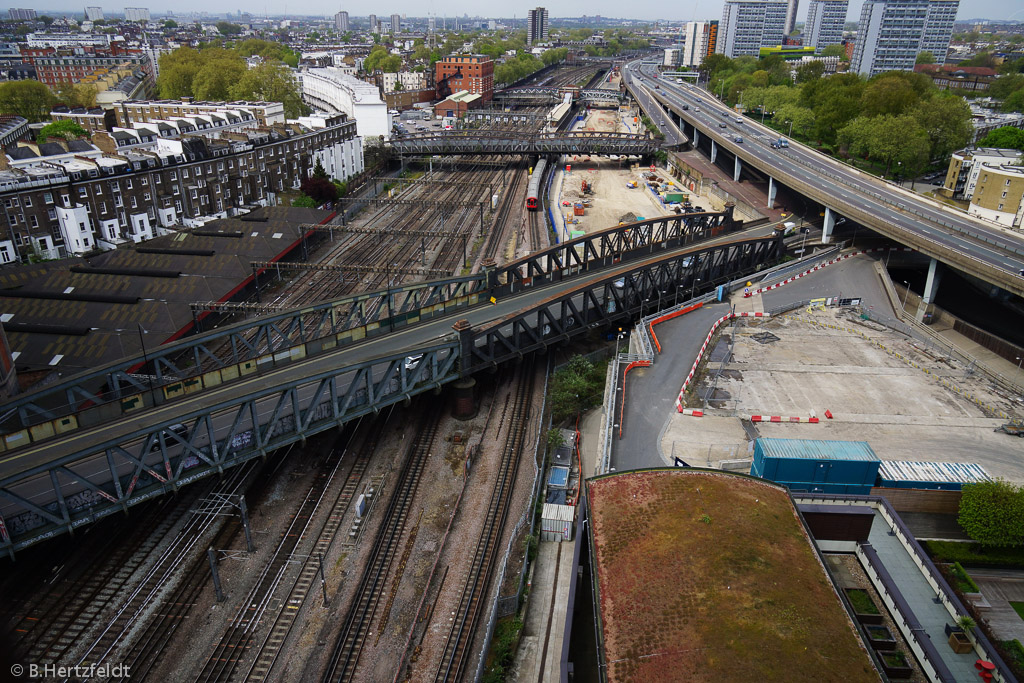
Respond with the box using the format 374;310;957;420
0;213;782;555
620;61;1024;299
390;130;658;157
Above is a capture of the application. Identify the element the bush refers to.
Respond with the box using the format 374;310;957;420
846;588;879;614
923;540;1024;568
482;616;524;683
548;355;607;423
951;562;980;593
1001;639;1024;673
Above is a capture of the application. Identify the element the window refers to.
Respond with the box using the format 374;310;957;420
23;196;31;207
79;187;88;197
141;177;148;186
174;200;182;212
130;196;137;208
183;169;189;179
47;208;56;220
99;202;106;214
155;175;162;184
43;192;53;204
29;216;37;228
144;192;151;201
170;171;178;181
62;194;70;206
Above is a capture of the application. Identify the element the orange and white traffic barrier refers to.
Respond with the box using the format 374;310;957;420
744;248;914;297
681;408;703;417
750;415;820;423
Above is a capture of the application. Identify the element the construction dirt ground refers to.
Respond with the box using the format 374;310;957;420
666;306;1024;480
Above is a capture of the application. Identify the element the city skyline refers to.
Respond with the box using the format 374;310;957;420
12;1;1022;24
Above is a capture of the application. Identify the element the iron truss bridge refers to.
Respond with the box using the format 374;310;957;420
390;131;658;156
494;87;624;103
0;208;758;555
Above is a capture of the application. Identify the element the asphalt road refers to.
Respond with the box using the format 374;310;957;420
619;61;1024;286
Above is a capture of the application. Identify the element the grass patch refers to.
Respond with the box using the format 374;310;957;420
1001;639;1024;671
882;651;908;667
923;540;1024;568
1011;602;1024;621
846;588;880;615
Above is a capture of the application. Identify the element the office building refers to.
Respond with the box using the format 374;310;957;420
124;7;151;22
390;13;401;34
368;13;377;31
718;0;788;58
682;21;716;67
435;54;494;102
85;6;105;21
528;7;549;45
7;8;36;20
334;10;348;32
851;0;958;78
804;0;848;51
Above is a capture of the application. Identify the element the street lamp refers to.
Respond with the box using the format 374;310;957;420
137;323;157;405
1016;356;1022;388
690;277;701;300
901;281;910;311
616;329;625;356
787;120;794;137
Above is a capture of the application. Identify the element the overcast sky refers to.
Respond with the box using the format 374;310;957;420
31;1;1024;24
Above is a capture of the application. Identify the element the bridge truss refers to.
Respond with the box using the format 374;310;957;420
390;131;657;156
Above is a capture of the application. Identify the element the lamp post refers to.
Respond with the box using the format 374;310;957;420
616;329;625;357
690;277;701;300
137;323;157;405
1016;356;1022;389
901;281;910;311
787;120;794;137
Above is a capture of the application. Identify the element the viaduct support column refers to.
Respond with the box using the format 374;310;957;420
733;155;742;182
822;207;836;244
692;129;699;147
710;140;717;164
923;257;943;304
767;177;777;209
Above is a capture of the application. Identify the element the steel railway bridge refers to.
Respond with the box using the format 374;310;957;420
0;209;783;555
389;131;658;156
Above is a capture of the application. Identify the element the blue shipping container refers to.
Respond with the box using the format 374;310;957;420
751;438;880;490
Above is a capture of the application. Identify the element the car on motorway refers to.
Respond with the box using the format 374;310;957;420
694;107;700;112
681;104;689;110
718;122;727;128
695;97;702;103
734;136;744;143
735;117;744;124
720;111;729;117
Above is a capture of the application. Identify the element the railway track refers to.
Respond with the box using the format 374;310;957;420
433;361;536;682
320;407;442;683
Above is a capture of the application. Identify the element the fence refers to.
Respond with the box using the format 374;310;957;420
474;355;552;681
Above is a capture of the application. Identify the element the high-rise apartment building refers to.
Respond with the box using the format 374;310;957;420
123;7;151;22
527;7;549;45
681;21;716;67
851;0;958;77
784;0;801;36
718;0;788;58
804;0;848;51
390;13;401;34
368;13;377;31
7;8;36;20
334;10;349;31
85;6;105;21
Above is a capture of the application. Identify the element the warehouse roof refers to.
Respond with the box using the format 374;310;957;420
756;438;880;462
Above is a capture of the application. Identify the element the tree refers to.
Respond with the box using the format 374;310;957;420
840;114;929;177
300;175;338;204
915;51;936;65
979;126;1024;151
230;61;307;118
39;15;54;26
1003;89;1024;114
313;158;328;179
158;46;202;98
549;355;606;423
216;21;243;36
291;194;317;208
37;120;89;142
961;51;997;69
795;60;825;84
989;74;1024;101
820;45;847;59
53;82;98;108
163;19;178;28
860;74;924;117
192;49;247;100
912;94;972;160
959;479;1024;547
0;81;56;122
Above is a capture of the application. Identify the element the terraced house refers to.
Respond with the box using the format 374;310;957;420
0;113;362;264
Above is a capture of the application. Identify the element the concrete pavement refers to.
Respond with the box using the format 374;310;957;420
510;540;576;683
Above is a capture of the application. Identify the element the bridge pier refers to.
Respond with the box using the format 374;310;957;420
822;208;836;244
451;377;478;420
923;257;943;305
692;129;699;147
733;155;742;182
710;140;717;164
768;177;777;209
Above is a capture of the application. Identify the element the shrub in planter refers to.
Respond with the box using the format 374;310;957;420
846;587;883;625
866;624;897;651
880;651;913;679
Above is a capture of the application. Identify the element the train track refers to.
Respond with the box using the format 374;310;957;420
433;361;536;682
482;161;527;263
192;419;375;683
320;407;442;682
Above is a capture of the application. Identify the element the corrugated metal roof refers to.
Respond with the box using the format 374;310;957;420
548;466;569;488
757;439;879;462
542;503;575;522
877;460;990;485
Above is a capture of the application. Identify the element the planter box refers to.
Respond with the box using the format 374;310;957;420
866;625;897;651
846;588;884;625
948;631;973;654
881;651;913;680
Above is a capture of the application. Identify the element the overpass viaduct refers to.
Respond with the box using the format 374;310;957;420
389;131;658;157
622;66;1024;301
494;87;624;104
0;210;782;556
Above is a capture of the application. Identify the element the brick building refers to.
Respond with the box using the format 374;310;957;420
435;54;494;102
0;114;361;263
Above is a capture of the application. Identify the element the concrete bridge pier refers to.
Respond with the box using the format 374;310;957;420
710;140;717;164
822;207;836;244
923;257;943;305
451;377;478;420
692;129;699;146
767;177;777;209
733;155;742;182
